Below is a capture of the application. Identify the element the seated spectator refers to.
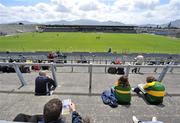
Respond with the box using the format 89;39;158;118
101;75;131;107
70;101;90;123
13;98;89;123
133;76;166;105
35;71;57;96
42;98;64;123
132;115;164;123
112;75;131;104
132;54;144;74
48;52;55;62
114;59;122;65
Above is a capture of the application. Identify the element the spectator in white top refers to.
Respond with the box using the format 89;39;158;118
135;55;144;65
132;54;144;74
132;115;163;123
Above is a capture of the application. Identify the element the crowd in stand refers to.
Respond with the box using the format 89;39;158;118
0;54;168;123
30;69;165;123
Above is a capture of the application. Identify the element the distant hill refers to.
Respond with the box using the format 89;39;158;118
45;19;180;28
1;19;180;28
2;21;37;25
45;19;125;26
139;24;157;28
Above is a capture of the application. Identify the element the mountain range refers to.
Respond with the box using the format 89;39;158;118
2;19;180;28
45;19;125;26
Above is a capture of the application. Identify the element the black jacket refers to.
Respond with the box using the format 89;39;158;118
13;111;83;123
35;76;57;95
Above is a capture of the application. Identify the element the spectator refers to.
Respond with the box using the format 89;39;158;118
70;101;90;123
43;98;64;123
132;115;163;123
132;54;144;74
101;75;131;107
133;76;165;105
113;59;122;65
48;52;54;62
108;47;112;53
166;56;173;65
35;71;57;96
13;98;89;123
112;75;131;104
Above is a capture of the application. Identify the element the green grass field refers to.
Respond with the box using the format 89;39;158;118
0;32;180;53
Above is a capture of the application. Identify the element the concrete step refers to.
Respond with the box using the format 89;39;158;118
1;93;180;123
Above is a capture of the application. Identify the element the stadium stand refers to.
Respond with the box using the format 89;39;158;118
38;25;137;33
0;63;180;123
0;24;36;35
136;27;180;38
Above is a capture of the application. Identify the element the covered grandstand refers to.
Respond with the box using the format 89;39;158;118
38;25;137;33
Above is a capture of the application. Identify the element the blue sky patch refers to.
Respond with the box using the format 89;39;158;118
0;0;170;6
0;0;50;6
160;0;170;4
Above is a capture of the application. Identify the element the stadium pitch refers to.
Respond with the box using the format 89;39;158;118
0;32;180;54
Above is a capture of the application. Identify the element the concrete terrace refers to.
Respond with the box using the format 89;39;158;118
0;67;180;123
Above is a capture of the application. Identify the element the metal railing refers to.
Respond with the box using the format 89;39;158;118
0;62;180;94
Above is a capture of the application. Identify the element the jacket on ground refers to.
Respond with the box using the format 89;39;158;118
101;90;118;107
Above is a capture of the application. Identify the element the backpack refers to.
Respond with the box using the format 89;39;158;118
108;67;117;74
116;67;125;75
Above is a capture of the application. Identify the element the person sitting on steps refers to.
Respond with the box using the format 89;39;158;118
112;75;132;105
13;98;90;123
35;71;57;96
133;76;166;105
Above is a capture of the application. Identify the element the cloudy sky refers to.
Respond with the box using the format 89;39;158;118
0;0;179;24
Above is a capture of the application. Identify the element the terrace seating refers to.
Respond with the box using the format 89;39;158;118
0;64;180;122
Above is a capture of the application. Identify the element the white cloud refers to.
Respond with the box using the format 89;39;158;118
35;3;52;13
113;0;159;11
79;2;99;11
0;0;179;24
